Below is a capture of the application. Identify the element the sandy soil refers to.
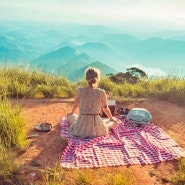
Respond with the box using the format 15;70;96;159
13;98;185;185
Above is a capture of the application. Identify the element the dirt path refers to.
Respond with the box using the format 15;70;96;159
13;98;185;185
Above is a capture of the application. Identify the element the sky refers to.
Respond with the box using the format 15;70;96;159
1;0;185;31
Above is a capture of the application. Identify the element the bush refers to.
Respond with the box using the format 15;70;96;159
0;99;28;150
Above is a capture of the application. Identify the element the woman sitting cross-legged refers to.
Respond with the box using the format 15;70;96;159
67;67;120;139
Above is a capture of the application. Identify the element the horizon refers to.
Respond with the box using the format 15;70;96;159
0;1;185;79
1;0;185;32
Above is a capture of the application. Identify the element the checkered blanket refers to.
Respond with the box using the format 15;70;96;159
60;117;185;168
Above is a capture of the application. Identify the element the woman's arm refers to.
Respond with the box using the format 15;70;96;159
71;96;79;114
67;89;80;115
101;90;117;122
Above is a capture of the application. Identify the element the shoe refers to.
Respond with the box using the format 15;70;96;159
34;123;52;132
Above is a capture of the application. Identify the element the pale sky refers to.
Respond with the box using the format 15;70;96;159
1;0;185;30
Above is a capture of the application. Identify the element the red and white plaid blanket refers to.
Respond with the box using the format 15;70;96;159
60;117;185;168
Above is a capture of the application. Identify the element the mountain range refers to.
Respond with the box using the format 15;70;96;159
0;22;185;81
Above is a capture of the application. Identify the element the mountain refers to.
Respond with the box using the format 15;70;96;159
0;35;31;63
30;43;118;81
78;42;115;62
128;37;185;68
150;30;185;41
1;22;185;78
66;61;117;82
57;53;94;75
100;34;185;72
31;46;82;71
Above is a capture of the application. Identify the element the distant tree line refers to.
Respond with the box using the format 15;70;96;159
107;67;147;84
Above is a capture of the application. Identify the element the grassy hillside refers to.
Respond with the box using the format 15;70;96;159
0;66;185;184
0;66;185;104
0;66;76;99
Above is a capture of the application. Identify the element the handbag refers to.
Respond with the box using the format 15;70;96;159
126;108;152;126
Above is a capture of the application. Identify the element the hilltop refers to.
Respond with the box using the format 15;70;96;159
13;97;185;185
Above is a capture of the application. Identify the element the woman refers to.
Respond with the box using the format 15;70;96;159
67;67;119;139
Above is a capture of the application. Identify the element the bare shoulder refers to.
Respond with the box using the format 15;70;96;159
97;88;106;95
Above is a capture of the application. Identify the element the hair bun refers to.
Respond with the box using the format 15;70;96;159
85;67;100;88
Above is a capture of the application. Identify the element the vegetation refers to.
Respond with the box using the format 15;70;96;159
0;66;76;99
0;145;27;185
0;99;28;150
0;99;28;184
102;67;185;105
43;163;135;185
0;66;185;104
170;158;185;185
0;66;185;184
108;67;147;84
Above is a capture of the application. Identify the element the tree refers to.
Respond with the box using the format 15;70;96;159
109;67;147;84
126;67;147;78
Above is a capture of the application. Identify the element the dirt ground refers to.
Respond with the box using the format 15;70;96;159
13;98;185;185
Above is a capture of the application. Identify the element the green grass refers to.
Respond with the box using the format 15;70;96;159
99;76;185;105
1;66;185;105
0;142;27;185
42;165;135;185
0;99;28;150
170;158;185;185
0;67;76;99
0;66;185;184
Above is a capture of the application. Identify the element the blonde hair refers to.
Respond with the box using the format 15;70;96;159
85;67;100;88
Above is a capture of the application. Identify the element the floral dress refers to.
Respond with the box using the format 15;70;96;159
69;87;109;139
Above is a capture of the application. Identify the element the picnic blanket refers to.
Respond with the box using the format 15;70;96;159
60;117;185;168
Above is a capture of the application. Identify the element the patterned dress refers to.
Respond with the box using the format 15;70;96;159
69;87;109;139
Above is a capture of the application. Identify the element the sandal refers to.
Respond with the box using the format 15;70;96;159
34;123;52;132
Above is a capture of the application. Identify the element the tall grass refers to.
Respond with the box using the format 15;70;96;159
0;99;28;150
43;165;135;185
0;99;28;184
1;66;185;104
0;67;76;99
0;144;27;185
99;76;185;105
149;76;185;104
170;158;185;185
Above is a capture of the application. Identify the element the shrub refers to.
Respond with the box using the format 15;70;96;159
0;99;28;150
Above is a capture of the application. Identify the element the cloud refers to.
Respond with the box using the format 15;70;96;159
0;0;185;29
127;64;167;77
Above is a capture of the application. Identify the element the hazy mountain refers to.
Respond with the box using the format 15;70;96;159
57;53;94;74
1;22;185;79
78;42;115;63
149;30;185;41
31;46;82;70
100;34;185;71
67;61;117;82
0;35;31;63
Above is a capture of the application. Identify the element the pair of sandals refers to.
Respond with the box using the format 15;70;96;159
34;123;52;132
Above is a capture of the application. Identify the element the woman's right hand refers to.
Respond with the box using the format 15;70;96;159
110;117;121;124
67;112;73;117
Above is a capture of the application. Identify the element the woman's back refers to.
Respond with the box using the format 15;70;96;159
69;87;109;139
78;87;102;115
67;67;118;139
